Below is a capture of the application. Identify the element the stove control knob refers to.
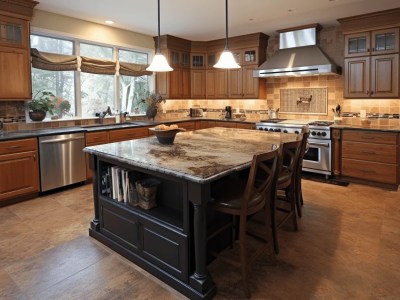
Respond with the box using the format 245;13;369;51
321;132;327;137
264;128;268;131
258;128;263;130
283;129;288;133
294;130;299;134
317;132;321;136
269;128;274;132
311;131;317;136
274;128;281;132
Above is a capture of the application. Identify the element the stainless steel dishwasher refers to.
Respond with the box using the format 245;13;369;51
38;132;86;192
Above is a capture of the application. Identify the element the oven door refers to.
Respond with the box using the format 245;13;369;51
302;138;331;176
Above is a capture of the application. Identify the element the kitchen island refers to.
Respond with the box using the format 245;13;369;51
84;127;301;299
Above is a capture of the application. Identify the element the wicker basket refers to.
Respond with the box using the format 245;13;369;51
135;178;160;209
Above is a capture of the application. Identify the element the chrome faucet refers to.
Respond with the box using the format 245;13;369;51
96;106;112;124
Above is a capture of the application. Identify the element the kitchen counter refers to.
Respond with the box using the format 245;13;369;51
85;127;300;300
331;124;400;132
0;127;86;141
84;127;300;184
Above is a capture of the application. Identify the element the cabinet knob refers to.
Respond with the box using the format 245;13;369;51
370;91;374;95
366;90;369;96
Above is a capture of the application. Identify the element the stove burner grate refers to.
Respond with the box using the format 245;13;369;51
308;121;334;126
259;119;287;123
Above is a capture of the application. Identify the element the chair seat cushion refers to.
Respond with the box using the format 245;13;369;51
210;177;264;211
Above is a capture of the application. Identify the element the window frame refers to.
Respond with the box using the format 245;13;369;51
30;30;154;119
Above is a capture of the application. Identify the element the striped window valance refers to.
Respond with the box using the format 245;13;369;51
31;48;152;77
31;48;78;71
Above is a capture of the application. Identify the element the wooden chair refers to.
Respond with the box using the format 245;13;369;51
271;139;302;254
209;148;279;298
295;126;310;217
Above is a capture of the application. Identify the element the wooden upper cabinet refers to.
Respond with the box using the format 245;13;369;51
344;57;370;98
339;9;400;98
370;54;398;97
0;0;38;100
154;33;268;99
344;28;399;58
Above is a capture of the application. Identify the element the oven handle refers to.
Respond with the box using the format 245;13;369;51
309;142;330;148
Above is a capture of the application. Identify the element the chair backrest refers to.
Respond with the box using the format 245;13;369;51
278;139;302;180
297;126;310;173
242;148;279;214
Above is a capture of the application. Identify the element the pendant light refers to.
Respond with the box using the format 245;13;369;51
146;0;173;72
214;0;240;69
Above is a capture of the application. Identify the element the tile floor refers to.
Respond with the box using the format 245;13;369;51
0;180;399;299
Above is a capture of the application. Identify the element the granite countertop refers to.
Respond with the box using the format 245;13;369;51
84;127;301;184
331;124;400;132
0;127;86;141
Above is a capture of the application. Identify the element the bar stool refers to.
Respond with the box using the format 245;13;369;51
209;148;279;298
295;126;310;217
271;139;302;254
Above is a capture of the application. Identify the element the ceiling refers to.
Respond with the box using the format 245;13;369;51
35;0;400;41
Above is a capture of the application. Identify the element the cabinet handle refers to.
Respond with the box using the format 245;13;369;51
370;91;374;96
367;48;370;53
366;90;370;96
7;145;22;149
372;48;375;52
92;137;101;139
33;153;36;160
361;136;375;140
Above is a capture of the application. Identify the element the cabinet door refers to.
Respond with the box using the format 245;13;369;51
0;46;31;99
191;69;206;98
344;57;370;98
191;53;205;69
0;15;28;49
169;69;181;99
371;28;399;55
181;68;191;98
228;68;243;98
0;151;39;201
344;32;370;57
370;54;398;98
242;49;258;65
206;69;228;99
242;65;260;98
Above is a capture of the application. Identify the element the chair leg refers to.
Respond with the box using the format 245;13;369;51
288;188;298;231
270;194;279;254
264;199;276;261
239;217;250;298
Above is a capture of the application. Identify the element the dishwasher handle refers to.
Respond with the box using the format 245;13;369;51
40;136;84;144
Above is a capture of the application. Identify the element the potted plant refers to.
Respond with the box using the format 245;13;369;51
141;91;166;120
27;90;56;121
51;96;72;120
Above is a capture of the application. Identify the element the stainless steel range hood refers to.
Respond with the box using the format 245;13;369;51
254;25;341;77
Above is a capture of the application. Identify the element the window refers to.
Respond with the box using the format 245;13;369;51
30;33;152;119
31;35;76;117
119;49;150;114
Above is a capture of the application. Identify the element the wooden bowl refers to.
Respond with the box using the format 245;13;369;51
149;127;186;144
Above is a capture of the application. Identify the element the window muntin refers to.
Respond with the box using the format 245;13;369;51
30;33;151;119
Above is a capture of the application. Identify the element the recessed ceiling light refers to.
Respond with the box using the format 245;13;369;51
288;9;293;12
105;20;114;25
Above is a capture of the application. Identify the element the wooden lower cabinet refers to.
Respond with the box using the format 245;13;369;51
339;129;399;187
109;127;148;142
178;121;195;131
0;138;39;202
342;158;397;185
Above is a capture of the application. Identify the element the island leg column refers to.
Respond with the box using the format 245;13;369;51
188;182;216;297
89;154;100;231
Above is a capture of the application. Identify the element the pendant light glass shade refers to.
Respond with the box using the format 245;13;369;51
146;0;173;72
147;53;173;72
214;0;240;69
214;50;240;69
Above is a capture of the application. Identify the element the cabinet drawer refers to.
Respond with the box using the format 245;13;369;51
342;130;397;145
342;141;397;164
100;198;140;253
214;121;237;128
109;127;148;142
86;131;109;145
178;121;195;131
141;218;188;282
341;158;397;184
0;138;37;155
236;123;255;130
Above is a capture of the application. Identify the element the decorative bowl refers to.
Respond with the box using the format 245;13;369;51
149;127;186;144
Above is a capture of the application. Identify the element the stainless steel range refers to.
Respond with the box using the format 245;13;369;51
256;119;333;177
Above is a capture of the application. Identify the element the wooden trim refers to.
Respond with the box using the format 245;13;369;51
337;8;400;33
0;0;38;20
277;23;321;33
